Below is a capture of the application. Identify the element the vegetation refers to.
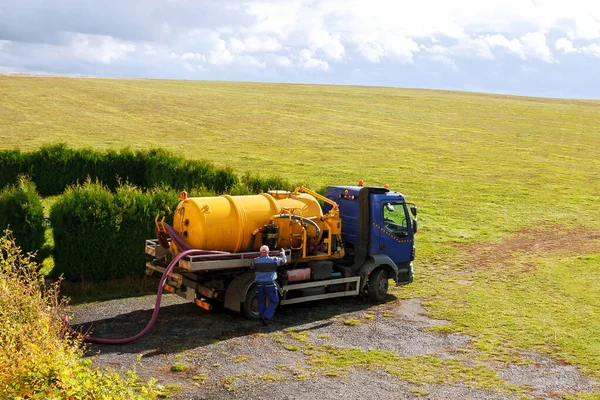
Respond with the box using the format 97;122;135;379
0;176;45;255
399;251;600;378
308;348;524;396
0;231;156;399
49;182;181;281
170;363;190;373
0;75;599;393
0;144;239;196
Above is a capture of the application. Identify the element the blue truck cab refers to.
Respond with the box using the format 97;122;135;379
324;185;417;300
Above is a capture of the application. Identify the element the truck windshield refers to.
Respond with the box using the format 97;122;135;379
382;203;408;236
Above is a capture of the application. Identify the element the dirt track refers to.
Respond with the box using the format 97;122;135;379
71;292;598;399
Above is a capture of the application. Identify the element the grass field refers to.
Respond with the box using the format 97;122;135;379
1;75;600;389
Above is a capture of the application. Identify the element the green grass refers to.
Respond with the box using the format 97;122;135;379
170;363;189;373
308;348;525;396
154;383;183;398
404;253;600;377
192;373;208;382
1;75;600;383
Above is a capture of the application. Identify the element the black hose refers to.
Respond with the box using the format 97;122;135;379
273;214;321;237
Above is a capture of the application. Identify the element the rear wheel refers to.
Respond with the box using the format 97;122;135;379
242;285;261;321
367;268;388;302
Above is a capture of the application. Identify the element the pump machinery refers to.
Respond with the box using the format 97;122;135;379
145;183;417;320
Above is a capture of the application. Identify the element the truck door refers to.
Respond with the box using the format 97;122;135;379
374;201;414;265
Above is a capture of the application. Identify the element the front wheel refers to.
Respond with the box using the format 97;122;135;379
367;268;389;302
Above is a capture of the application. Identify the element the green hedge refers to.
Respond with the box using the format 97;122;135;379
1;144;238;196
0;177;45;255
50;182;183;281
0;149;27;189
0;145;307;281
238;172;293;194
47;179;304;281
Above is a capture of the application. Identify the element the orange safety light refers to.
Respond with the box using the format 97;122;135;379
180;191;188;201
358;179;364;187
383;184;390;189
195;299;212;311
164;284;175;294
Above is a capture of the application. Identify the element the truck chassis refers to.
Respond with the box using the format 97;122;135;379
145;239;362;319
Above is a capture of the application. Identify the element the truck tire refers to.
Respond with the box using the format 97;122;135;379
242;285;261;321
367;268;388;302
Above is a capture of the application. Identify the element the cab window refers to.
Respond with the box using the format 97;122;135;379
383;203;408;235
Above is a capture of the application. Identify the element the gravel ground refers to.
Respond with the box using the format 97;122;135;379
71;294;598;400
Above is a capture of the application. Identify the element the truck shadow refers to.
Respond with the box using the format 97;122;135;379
72;295;391;357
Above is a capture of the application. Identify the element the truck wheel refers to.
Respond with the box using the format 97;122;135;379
242;285;261;321
367;268;388;302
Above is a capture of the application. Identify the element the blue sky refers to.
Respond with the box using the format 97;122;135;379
1;0;599;99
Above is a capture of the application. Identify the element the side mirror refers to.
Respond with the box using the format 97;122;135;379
412;218;418;234
410;205;418;217
386;203;395;212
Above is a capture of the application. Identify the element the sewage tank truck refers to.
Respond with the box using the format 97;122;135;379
145;183;417;320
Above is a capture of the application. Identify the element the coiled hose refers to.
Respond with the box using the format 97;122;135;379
63;248;213;345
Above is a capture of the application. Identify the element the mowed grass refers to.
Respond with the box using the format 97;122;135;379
2;75;600;381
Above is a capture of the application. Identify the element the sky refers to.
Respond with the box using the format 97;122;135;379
1;0;599;99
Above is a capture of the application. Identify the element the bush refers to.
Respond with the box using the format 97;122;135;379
50;181;118;281
28;144;88;196
100;148;146;191
239;172;293;193
1;144;239;196
50;181;180;281
0;176;45;255
109;185;180;278
0;149;26;189
0;231;156;399
144;148;237;193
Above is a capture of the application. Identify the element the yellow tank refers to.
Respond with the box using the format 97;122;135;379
171;190;326;254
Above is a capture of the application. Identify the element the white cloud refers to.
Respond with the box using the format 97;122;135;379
143;45;157;56
70;34;135;64
297;48;329;71
485;35;523;57
428;54;458;70
423;37;493;64
519;32;554;63
556;38;575;53
459;37;495;60
352;34;419;63
423;31;555;65
555;38;600;58
228;36;282;54
267;54;293;67
181;52;205;62
1;0;600;97
308;29;345;60
208;38;235;66
485;32;554;63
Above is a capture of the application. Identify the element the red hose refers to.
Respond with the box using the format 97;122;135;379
64;249;213;345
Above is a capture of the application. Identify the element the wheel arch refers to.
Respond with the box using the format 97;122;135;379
224;273;256;313
358;254;399;292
